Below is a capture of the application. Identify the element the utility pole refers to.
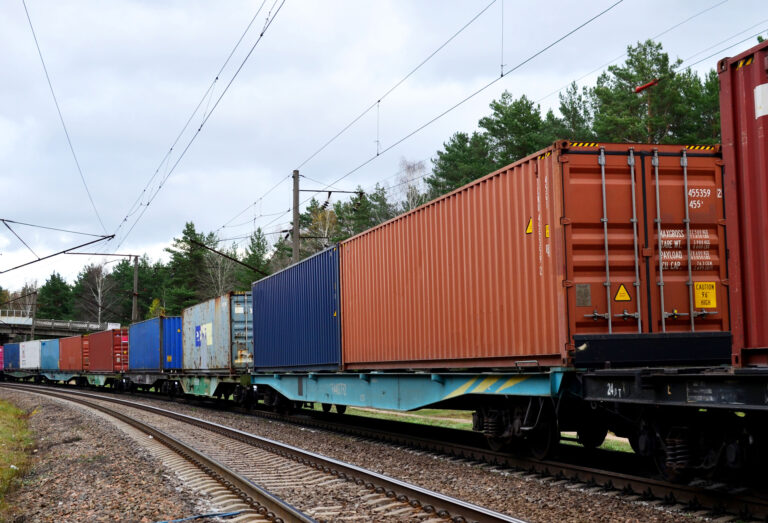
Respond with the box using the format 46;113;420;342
292;169;300;264
30;291;37;340
132;255;139;322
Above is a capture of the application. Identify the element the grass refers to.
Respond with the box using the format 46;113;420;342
561;432;634;453
308;403;474;430
308;403;635;452
0;401;33;509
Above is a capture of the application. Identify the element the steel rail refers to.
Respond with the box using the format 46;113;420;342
0;383;314;523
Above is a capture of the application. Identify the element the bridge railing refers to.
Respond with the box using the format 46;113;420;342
0;310;113;332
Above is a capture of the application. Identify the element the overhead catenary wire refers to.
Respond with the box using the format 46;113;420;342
262;0;625;230
681;28;768;70
0;219;109;238
112;0;270;245
216;1;499;235
113;0;287;252
294;0;498;172
21;0;107;234
535;0;730;104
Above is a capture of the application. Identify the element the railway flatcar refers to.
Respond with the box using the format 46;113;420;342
248;40;768;478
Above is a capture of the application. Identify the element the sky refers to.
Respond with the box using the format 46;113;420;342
0;0;765;294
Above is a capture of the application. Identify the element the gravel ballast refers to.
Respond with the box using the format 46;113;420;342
0;390;213;523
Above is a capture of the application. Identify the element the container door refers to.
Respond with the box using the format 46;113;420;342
643;148;729;334
230;292;253;369
565;145;730;366
564;146;647;337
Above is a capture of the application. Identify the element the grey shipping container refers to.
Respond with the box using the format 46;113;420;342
182;292;252;372
252;246;341;370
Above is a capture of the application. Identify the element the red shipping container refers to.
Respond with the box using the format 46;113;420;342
87;329;128;372
340;141;729;369
718;40;768;365
59;336;84;371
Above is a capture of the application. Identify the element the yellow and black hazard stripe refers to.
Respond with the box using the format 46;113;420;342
570;142;599;148
537;151;552;160
735;56;754;69
685;145;716;151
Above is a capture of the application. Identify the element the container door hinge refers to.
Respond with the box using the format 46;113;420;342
560;217;572;225
559;156;569;163
642;247;653;257
562;280;574;288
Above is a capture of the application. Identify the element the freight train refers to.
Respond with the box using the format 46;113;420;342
1;40;767;480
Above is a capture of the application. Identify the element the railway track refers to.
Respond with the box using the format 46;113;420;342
284;412;768;521
1;383;525;523
276;408;768;521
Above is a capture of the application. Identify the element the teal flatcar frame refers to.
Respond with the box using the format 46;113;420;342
251;369;569;411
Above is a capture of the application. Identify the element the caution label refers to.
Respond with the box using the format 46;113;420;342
525;217;533;234
694;282;717;308
614;284;631;302
545;224;550;238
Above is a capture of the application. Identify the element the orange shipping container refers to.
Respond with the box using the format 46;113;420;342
340;141;730;370
59;336;83;371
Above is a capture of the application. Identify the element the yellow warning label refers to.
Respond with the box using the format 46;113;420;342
166;355;172;362
525;218;533;234
545;224;550;238
614;284;631;302
695;282;717;308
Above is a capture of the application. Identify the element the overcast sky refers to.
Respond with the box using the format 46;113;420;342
0;0;765;293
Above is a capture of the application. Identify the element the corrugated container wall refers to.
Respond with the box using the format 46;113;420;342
718;40;768;364
4;344;19;370
20;340;41;369
340;142;729;369
40;339;60;370
0;346;4;370
59;336;83;371
182;292;252;372
252;247;341;370
129;317;182;371
88;329;128;372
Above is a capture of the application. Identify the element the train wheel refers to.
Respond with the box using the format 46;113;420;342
528;408;560;460
335;404;346;414
321;403;332;413
577;425;608;449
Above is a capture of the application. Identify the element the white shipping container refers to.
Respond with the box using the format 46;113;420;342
20;340;41;370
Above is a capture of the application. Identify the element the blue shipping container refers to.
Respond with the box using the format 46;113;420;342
4;343;20;370
40;339;60;370
182;292;253;372
252;246;341;370
129;317;182;371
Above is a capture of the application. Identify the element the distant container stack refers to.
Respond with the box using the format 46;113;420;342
129;316;182;371
182;292;253;373
252;247;341;371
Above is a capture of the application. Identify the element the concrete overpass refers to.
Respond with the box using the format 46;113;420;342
0;310;118;343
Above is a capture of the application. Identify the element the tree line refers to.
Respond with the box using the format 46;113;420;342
1;41;722;325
